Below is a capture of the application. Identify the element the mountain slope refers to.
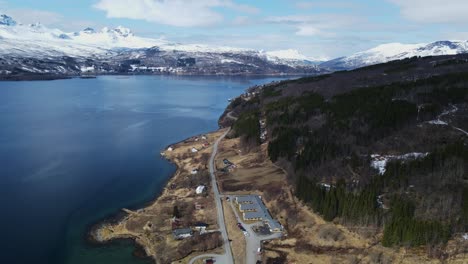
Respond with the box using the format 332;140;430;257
221;54;468;259
321;41;468;70
0;14;321;78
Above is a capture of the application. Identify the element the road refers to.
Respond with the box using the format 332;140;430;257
226;111;238;121
189;129;233;264
226;196;282;264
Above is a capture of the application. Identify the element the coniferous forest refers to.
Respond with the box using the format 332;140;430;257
228;57;468;248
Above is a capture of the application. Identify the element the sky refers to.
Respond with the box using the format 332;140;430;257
1;0;468;60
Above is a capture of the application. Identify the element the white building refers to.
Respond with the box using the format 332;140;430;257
196;185;206;194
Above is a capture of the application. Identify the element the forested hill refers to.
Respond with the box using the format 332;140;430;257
220;54;468;250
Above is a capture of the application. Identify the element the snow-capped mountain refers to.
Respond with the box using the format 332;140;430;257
263;49;327;66
0;14;16;26
0;14;320;78
321;41;468;70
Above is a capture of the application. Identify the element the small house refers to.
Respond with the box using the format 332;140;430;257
173;228;193;239
167;147;173;151
194;222;209;231
191;169;199;175
191;147;199;153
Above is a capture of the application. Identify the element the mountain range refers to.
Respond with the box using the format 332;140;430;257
1;13;468;79
321;41;468;70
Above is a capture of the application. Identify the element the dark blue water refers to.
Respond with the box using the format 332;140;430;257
0;75;287;264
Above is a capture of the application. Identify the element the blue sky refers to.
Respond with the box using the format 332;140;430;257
2;0;468;59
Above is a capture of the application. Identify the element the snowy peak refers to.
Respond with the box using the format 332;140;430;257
0;14;16;26
112;26;133;37
424;41;459;51
321;40;468;70
79;26;133;37
82;27;96;34
0;13;323;77
0;13;316;66
266;49;309;61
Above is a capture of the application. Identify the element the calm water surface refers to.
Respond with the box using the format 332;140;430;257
0;75;288;264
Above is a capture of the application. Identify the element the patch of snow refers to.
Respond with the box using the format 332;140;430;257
371;152;429;175
453;126;468;136
265;49;309;61
80;66;95;72
221;58;242;64
427;120;448;125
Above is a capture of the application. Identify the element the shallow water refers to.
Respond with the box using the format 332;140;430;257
0;75;288;264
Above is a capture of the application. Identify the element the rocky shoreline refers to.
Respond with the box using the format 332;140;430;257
87;129;226;263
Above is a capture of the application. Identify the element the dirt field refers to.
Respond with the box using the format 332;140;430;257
92;129;227;263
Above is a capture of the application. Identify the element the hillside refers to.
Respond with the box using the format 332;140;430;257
221;54;468;257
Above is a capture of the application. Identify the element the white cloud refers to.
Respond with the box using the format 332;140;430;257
295;1;359;9
389;0;468;24
4;9;63;25
94;0;258;27
231;16;252;26
296;25;321;36
295;1;315;9
0;6;97;31
266;14;362;37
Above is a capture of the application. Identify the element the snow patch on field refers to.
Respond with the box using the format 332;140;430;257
371;152;429;175
427;120;448;125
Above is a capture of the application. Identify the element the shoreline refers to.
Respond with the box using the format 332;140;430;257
87;129;226;263
0;72;311;82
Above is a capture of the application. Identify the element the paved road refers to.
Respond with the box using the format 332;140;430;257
226;196;282;264
189;129;233;264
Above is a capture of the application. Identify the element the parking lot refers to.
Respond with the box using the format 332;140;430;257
224;195;283;264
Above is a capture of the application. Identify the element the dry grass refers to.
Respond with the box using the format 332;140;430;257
95;128;468;263
212;135;468;264
223;199;246;264
94;129;228;263
216;137;285;194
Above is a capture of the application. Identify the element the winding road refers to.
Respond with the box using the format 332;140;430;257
189;129;233;264
226;111;238;121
